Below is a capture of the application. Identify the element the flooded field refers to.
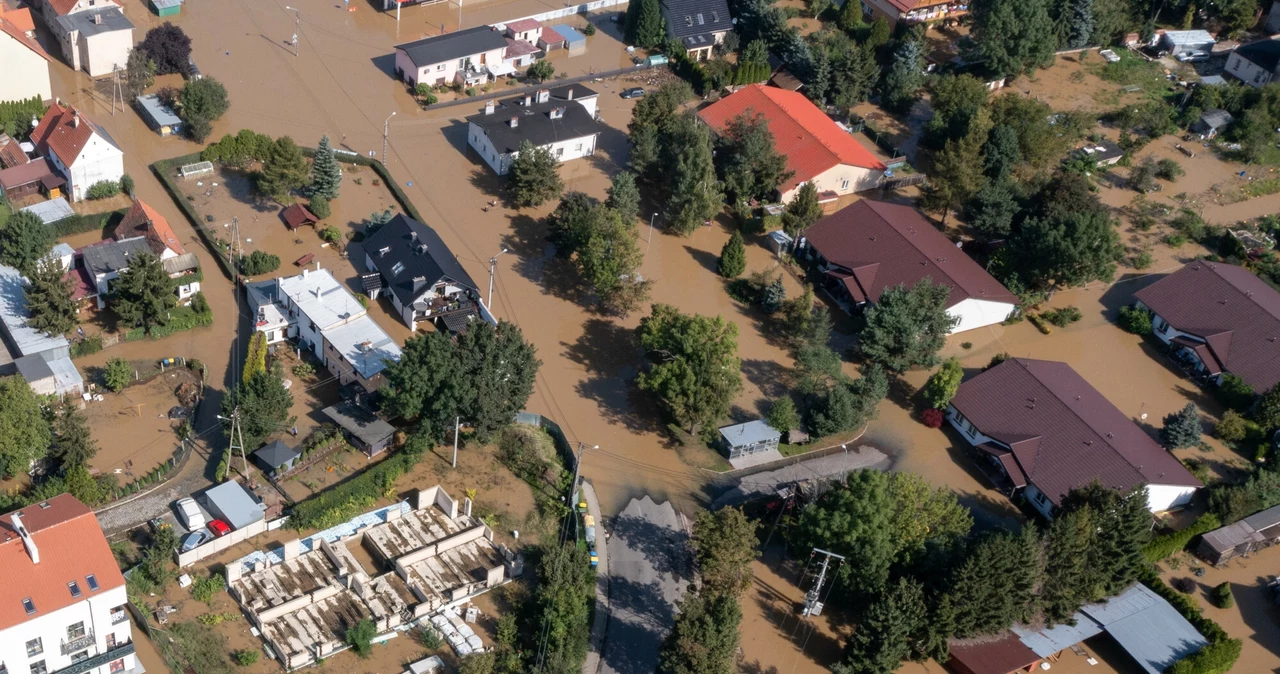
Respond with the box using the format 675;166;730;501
82;366;201;479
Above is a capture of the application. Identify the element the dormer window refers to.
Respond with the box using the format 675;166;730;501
22;598;35;614
711;11;719;21
697;13;704;24
685;15;692;25
68;582;81;598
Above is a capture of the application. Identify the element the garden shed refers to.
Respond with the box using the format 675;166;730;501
717;419;780;461
150;0;181;15
253;439;302;477
1197;504;1280;564
323;401;396;456
548;24;586;56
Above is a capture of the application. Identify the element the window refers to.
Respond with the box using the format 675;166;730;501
840;178;850;190
29;663;45;674
21;598;34;615
106;633;116;649
110;660;125;674
574;143;582;152
70;651;89;663
555;147;564;158
436;63;446;71
26;638;42;657
390;261;405;276
67;621;86;640
1153;316;1168;333
68;581;81;598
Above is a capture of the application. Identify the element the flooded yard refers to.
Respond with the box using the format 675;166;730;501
83;365;202;480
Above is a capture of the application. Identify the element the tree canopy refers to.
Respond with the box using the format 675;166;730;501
309;135;342;200
138;22;192;75
178;76;229;142
881;39;925;113
223;369;296;451
782;182;824;237
859;280;959;372
0;376;51;478
112;252;177;333
25;257;77;337
636;304;743;433
970;0;1056;76
509;140;564;208
258;135;310;202
715;111;794;204
0;210;53;275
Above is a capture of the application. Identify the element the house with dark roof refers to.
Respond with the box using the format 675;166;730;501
53;5;133;77
698;84;887;203
797;199;1017;333
1225;38;1280;87
0;157;63;202
393;26;511;88
660;0;732;60
323;401;396;456
466;85;601;175
362;213;490;332
1133;260;1280;394
857;0;968;28
253;440;302;477
1190;108;1234;138
0;13;51;103
947;358;1202;519
30;103;124;202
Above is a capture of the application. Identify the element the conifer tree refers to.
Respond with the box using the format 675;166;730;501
1161;403;1202;449
112;252;176;334
309;135;342;200
1067;0;1095;48
881;39;924;113
718;231;746;278
781;182;823;237
25;257;77;337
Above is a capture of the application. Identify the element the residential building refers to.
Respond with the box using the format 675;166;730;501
362;213;491;332
54;7;133;77
1225;38;1280;87
80;235;200;308
499;18;542;70
30;103;124;202
34;0;118;31
0;158;64;202
796;199;1018;333
0;262;83;396
1078;140;1124;166
503;17;542;44
857;0;967;27
660;0;732;60
0;13;51;103
465;85;601;175
947;358;1202;519
394;26;509;88
113;196;185;257
226;487;514;669
1133;260;1280;393
716;420;781;461
1;4;36;37
134;94;182;137
247;267;403;392
0;494;143;674
698;84;887;202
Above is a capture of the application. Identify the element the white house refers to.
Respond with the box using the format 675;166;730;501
796;199;1018;333
1225;38;1280;88
30;103;124;202
0;494;144;674
466;85;601;175
35;0;118;30
698;84;887;203
54;6;133;77
0;15;52;103
248;267;403;392
79;236;199;308
947;358;1201;519
393;25;509;88
361;213;493;333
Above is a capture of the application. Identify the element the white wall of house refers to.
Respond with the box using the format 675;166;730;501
947;298;1017;334
507;26;541;43
1139;305;1225;385
1226;51;1275;88
944;405;998;447
0;584;140;674
779;165;881;203
467;121;597;175
1149;484;1198;513
53;132;123;202
80;28;132;77
1023;484;1056;519
0;35;51;103
397;46;506;86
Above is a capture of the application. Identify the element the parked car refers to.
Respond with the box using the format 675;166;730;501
180;531;209;552
208;519;231;537
1176;52;1209;63
186;56;202;80
175;497;206;531
621;87;646;99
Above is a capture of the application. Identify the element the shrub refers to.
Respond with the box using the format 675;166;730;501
418;627;443;650
120;174;135;195
1171;576;1196;593
86;180;121;200
583;22;597;35
1215;373;1256;412
528;59;555;82
234;650;260;666
288;449;421;530
320;226;342;244
309;195;331;219
70;335;103;359
1211;582;1234;609
1042;305;1082;327
1156;158;1185;181
1027;313;1052;334
346;618;377;658
1165;233;1188;247
190;573;225;603
414;82;431;96
497;424;560;484
1133;249;1154;270
239;250;281;276
921;408;944;428
1119;305;1153;335
1142;513;1220;562
292;362;315;377
987;352;1011;369
421;92;438;106
103;358;132;392
1215;409;1250;443
1167;639;1242;674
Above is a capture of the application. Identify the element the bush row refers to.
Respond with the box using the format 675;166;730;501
69;335;103;359
1142;513;1221;563
287;449;421;531
50;208;127;238
121;301;214;342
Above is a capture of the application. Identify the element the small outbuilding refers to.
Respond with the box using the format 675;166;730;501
203;480;266;530
1191;108;1234;138
1197;503;1280;565
281;202;319;230
548;24;586;56
717;419;781;461
150;0;181;16
1079;140;1124;166
19;197;75;225
0;157;63;201
1158;29;1215;58
136;94;183;136
253;439;302;477
323;401;396;456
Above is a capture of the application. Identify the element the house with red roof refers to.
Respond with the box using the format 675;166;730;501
0;494;143;674
947;358;1202;519
114;196;185;257
30;103;124;202
797;199;1018;333
858;0;968;28
698;84;887;203
0;13;51;103
1134;260;1280;394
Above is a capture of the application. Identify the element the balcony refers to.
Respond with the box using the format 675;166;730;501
52;641;133;674
60;630;94;656
111;608;128;625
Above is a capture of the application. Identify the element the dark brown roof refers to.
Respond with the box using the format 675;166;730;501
803;200;1018;308
281;203;318;229
0;133;28;169
948;633;1041;674
1134;261;1280;393
0;157;56;190
951;358;1201;506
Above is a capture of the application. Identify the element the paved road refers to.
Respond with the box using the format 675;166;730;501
96;438;216;535
581;480;609;674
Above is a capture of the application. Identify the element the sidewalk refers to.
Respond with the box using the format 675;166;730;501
581;480;609;674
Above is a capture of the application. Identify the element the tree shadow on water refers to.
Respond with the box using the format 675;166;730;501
563;318;667;436
501;213;587;303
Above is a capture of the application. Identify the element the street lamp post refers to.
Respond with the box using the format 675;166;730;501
284;6;301;57
647;212;657;248
382;112;396;165
488;247;509;310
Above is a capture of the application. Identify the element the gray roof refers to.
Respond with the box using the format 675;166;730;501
0;263;69;358
162;252;199;275
548;23;586;44
1199;108;1234;129
203;480;265;530
20;198;74;225
323;402;396;446
660;0;732;48
15;350;82;393
55;7;134;37
82;237;151;277
395;26;508;68
135;94;182;128
254;440;301;468
1234;38;1280;71
1159;29;1215;50
466;94;601;155
718;419;781;447
364;214;479;308
1200;503;1280;554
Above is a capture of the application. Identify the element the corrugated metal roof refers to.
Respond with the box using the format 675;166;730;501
0;263;69;358
718;419;780;447
204;480;265;530
1086;585;1208;674
1012;617;1103;657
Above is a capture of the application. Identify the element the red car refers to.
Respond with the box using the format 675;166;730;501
207;519;231;537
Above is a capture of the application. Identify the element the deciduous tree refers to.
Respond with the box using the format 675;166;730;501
1007;210;1122;288
112;252;176;333
124;48;156;100
922;357;963;409
509;140;564;208
578;207;651;314
925;74;989;146
178;76;229;142
138;22;191;75
659;591;741;674
691;507;758;598
971;0;1056;76
0;376;51;478
885;471;972;565
25;257;77;337
258;135;310;202
859;280;959;372
766;396;800;434
636;304;743;433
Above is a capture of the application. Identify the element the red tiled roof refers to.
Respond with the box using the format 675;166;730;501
0;13;49;61
950;358;1202;507
539;25;565;45
117;197;185;255
803;199;1017;308
505;18;541;32
504;37;539;59
1134;261;1280;393
948;633;1041;674
281;203;318;229
30;102;119;168
2;7;34;33
0;494;125;631
698;84;885;192
0;133;29;169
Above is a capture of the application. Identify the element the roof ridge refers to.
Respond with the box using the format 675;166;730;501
757;85;846;166
1204;261;1280;321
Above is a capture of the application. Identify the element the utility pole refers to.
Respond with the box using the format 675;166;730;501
285;6;301;57
218;410;249;479
803;548;846;617
110;66;123;116
487;246;508;310
452;416;461;467
647;212;657;249
568;442;597;508
383;111;396;165
228;217;240;269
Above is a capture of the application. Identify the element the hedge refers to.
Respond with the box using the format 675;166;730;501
1142;513;1221;563
286;449;421;531
1140;569;1240;674
122;304;214;342
50;208;127;238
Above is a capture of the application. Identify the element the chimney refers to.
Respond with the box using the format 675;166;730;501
536;89;550;103
523;94;532;106
92;12;101;24
566;87;574;100
409;230;417;241
412;276;427;293
509;116;519;128
11;512;38;564
485;99;496;115
72;110;80;128
302;267;310;279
